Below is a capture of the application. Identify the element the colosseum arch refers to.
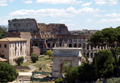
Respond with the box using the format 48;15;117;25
69;43;72;47
74;43;77;47
78;43;81;47
82;43;85;49
52;48;82;77
47;43;50;48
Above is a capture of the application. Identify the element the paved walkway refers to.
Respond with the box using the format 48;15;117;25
28;65;37;73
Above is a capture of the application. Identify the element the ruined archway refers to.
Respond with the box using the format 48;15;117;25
52;48;82;77
60;61;72;77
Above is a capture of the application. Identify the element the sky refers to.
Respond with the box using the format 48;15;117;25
0;0;120;30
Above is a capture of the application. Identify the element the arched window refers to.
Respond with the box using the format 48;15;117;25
40;43;43;50
35;43;38;46
52;43;55;47
87;44;89;49
87;53;89;58
82;43;85;49
47;43;50;48
91;53;93;58
60;43;61;47
74;43;77;47
69;44;72;47
78;43;81;47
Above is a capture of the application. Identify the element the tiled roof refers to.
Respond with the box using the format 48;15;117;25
0;37;26;42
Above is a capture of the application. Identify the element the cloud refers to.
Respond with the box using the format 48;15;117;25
81;2;92;6
95;0;118;6
9;7;100;18
98;18;120;23
0;0;7;6
93;14;103;17
66;23;75;26
86;19;94;23
60;20;72;23
9;0;14;2
105;13;120;17
35;0;82;4
22;0;33;4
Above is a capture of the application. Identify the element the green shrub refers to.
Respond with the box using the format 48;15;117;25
55;77;63;83
14;56;24;65
31;54;38;63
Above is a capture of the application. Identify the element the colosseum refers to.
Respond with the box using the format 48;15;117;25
6;18;107;60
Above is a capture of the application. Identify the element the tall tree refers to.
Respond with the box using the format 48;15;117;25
14;57;24;65
0;62;18;82
88;27;120;76
0;27;7;39
93;50;114;78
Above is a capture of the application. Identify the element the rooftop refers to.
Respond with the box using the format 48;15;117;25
0;37;27;42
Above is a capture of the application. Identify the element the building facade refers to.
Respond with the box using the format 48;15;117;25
6;18;106;61
0;37;27;65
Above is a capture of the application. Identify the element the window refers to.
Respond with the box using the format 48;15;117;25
4;44;7;48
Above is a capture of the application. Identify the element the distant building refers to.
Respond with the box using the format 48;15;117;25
0;37;27;65
6;18;107;61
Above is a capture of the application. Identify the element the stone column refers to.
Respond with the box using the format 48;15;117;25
67;39;69;47
72;39;74;47
77;39;78;47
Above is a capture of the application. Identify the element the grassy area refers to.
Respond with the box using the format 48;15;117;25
21;55;53;72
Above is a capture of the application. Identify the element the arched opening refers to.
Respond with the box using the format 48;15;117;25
101;46;103;49
40;43;43;50
35;43;38;46
52;43;55;47
74;43;77;47
91;53;93;58
78;43;81;47
82;43;85;49
91;46;93;49
60;43;61;47
87;44;89;49
47;43;50;48
87;53;89;58
60;61;72;77
69;44;72;47
94;53;97;56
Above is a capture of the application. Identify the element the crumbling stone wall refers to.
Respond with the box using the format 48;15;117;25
31;46;40;56
38;23;69;35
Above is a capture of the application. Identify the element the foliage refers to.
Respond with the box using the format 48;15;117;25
0;62;18;82
31;54;38;63
45;50;53;58
78;63;97;82
62;61;71;73
93;50;114;78
65;66;79;83
14;57;24;65
88;27;120;76
55;78;63;83
83;55;89;63
65;63;97;83
0;27;7;39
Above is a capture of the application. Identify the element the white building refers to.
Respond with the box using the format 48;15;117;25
0;37;27;65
